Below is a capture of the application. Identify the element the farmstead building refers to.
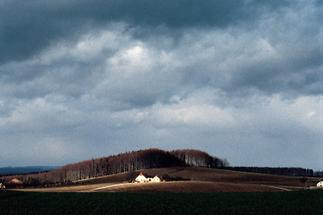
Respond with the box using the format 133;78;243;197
7;178;23;188
135;173;148;183
134;173;161;183
0;183;5;189
152;176;161;182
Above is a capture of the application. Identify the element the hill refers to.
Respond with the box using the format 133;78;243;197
18;167;320;192
1;149;227;186
76;167;317;187
2;149;319;192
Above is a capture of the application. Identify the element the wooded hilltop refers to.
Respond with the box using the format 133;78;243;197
1;149;227;186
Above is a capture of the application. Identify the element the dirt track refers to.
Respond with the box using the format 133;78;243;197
91;181;291;192
19;181;292;193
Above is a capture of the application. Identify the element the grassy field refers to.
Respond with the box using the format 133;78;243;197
0;190;322;215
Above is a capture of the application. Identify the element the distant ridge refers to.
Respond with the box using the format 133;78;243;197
0;166;58;176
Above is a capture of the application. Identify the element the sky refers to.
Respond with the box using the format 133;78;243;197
0;0;322;169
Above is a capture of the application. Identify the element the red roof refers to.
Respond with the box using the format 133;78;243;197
8;178;23;185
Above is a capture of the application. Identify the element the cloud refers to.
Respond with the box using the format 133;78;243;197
0;0;322;169
0;0;292;64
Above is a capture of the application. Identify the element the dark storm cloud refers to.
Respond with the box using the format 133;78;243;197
0;0;291;64
0;0;322;169
227;46;323;96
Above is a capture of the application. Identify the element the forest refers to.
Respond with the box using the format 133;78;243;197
223;167;316;177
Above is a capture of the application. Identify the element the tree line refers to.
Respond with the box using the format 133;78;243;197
222;166;315;177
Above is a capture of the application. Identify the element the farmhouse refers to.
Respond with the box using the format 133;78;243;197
317;181;323;188
135;172;148;183
0;183;5;190
7;178;23;188
134;173;161;183
151;176;161;183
